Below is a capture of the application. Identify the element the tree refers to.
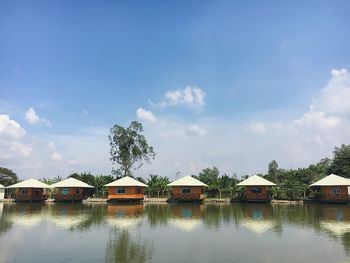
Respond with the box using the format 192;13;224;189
268;160;280;183
109;121;155;177
146;174;170;197
328;144;350;178
0;167;18;186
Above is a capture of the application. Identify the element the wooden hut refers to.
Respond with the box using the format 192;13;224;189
7;179;50;202
310;174;350;203
105;176;147;202
237;175;276;202
167;176;208;201
0;184;4;201
50;178;94;202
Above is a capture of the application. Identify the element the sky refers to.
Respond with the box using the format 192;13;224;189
0;0;350;180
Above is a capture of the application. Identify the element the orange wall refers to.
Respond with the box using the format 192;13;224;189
55;187;85;201
244;186;270;200
171;186;203;195
170;186;205;200
108;186;145;199
15;188;45;201
320;186;349;201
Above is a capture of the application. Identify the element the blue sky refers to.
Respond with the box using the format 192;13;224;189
1;1;350;179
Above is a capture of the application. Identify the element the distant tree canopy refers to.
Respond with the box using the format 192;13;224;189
328;144;350;178
194;167;238;198
0;167;18;186
109;121;155;177
3;143;350;200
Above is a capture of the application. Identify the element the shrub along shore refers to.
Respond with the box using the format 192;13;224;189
1;144;350;201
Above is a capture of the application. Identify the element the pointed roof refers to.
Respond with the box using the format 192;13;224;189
310;174;350;186
104;176;147;187
7;178;50;189
167;176;208;187
237;175;276;186
50;178;94;188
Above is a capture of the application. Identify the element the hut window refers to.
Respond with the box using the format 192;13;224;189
137;188;141;194
62;188;70;195
21;189;28;195
251;187;262;193
333;188;341;195
76;189;80;195
34;190;40;195
182;187;191;194
117;188;126;194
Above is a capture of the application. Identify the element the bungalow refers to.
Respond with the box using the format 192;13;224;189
105;176;147;202
0;184;4;201
50;178;94;202
167;176;208;202
7;179;50;202
310;174;350;203
237;175;276;202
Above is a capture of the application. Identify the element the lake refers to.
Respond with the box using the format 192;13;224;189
0;202;350;263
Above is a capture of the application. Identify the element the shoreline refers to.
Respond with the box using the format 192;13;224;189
1;197;305;204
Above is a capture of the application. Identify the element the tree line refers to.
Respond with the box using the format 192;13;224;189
1;120;350;200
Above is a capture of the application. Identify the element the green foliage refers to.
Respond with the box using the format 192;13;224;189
109;121;155;177
195;167;238;198
68;172;115;197
0;167;18;186
328;144;350;178
146;174;170;197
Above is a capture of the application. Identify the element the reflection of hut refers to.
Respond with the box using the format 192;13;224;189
0;184;4;201
241;219;277;234
319;205;350;236
237;175;276;202
240;204;277;234
310;174;350;203
107;204;144;228
50;178;94;202
169;204;204;232
167;176;207;201
7;179;50;202
105;176;147;202
49;203;90;229
9;203;47;227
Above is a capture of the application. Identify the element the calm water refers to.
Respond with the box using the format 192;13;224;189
1;202;350;263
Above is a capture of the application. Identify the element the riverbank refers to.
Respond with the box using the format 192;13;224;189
0;198;307;205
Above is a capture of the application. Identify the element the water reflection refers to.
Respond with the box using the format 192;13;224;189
106;204;153;263
0;202;350;262
107;204;144;229
240;204;279;234
169;204;204;232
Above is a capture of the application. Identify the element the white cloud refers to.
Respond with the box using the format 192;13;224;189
291;68;350;131
294;111;340;129
25;107;51;127
10;142;33;158
51;152;63;161
136;108;157;123
0;114;32;159
153;86;205;110
186;124;207;137
0;114;26;139
311;68;350;116
48;142;64;162
249;122;267;134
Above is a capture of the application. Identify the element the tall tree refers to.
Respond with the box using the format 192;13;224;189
0;167;18;186
268;160;280;183
329;144;350;178
109;121;155;177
